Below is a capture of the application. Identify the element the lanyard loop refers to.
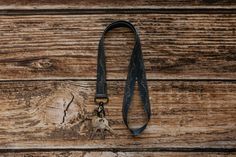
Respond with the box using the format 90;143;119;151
95;20;151;136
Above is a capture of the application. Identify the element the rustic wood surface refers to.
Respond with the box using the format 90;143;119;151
1;151;236;157
0;0;235;156
0;0;235;10
0;14;235;80
0;81;235;149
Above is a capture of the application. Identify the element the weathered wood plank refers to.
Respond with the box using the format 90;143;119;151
0;80;235;149
0;0;235;10
0;14;235;80
1;151;236;157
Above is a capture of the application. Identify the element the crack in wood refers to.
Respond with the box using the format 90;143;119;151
60;92;75;124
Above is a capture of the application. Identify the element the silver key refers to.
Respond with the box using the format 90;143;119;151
90;116;116;139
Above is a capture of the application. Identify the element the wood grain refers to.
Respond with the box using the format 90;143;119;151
1;151;236;157
0;1;235;155
0;80;235;149
0;14;235;80
0;0;235;10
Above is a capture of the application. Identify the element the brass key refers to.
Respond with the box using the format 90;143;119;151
90;103;116;139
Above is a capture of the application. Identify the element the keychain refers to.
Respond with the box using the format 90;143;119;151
90;102;116;139
92;20;151;138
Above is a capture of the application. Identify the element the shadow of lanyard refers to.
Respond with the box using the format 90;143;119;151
95;20;151;136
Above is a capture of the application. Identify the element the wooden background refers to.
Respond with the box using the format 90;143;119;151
0;0;235;156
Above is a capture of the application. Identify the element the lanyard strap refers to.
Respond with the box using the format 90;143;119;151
95;20;151;136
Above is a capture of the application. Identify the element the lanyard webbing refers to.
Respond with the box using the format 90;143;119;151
95;20;151;136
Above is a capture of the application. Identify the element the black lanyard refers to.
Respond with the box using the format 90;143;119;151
95;20;151;136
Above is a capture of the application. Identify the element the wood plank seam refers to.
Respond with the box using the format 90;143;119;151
0;147;236;153
1;8;236;15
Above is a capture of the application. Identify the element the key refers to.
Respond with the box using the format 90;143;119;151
90;116;116;139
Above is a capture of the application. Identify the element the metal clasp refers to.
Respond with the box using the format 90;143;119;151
94;97;108;117
94;97;109;104
97;102;105;117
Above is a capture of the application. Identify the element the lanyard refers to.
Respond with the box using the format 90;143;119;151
95;20;151;136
